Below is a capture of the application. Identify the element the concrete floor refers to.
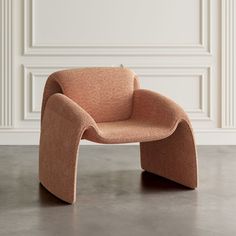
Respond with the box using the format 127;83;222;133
0;146;236;236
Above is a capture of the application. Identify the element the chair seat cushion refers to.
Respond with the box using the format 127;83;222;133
83;118;179;144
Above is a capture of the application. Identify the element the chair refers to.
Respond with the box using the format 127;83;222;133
39;67;198;204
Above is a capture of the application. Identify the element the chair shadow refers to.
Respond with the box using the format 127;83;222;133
140;171;191;193
38;170;193;206
38;183;70;207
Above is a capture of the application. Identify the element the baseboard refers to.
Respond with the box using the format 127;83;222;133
194;130;236;145
0;128;236;145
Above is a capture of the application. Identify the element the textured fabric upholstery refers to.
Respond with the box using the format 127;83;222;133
39;67;198;204
42;67;139;122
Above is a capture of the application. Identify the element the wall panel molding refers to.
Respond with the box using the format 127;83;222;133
221;0;236;128
23;64;212;122
24;0;211;56
0;0;12;128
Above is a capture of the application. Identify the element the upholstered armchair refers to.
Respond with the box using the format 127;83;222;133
39;67;198;204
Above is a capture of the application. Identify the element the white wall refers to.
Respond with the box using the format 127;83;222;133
0;0;236;145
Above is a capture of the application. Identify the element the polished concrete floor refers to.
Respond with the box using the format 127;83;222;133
0;146;236;236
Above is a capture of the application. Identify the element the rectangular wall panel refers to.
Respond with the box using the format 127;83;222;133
24;0;211;55
23;65;211;122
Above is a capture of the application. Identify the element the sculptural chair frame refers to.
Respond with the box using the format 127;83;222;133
39;67;198;204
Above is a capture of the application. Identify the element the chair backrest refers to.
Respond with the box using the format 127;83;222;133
42;67;140;123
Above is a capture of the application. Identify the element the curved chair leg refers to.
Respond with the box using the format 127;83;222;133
140;121;198;189
39;108;83;204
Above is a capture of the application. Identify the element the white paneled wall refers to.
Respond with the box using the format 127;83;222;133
0;0;236;144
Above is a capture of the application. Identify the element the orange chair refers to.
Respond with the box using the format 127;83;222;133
39;67;198;203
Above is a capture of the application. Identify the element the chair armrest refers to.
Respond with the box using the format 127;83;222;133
42;93;96;130
132;89;189;125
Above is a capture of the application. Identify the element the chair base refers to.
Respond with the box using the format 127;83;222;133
39;107;82;204
140;121;198;189
39;117;197;204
